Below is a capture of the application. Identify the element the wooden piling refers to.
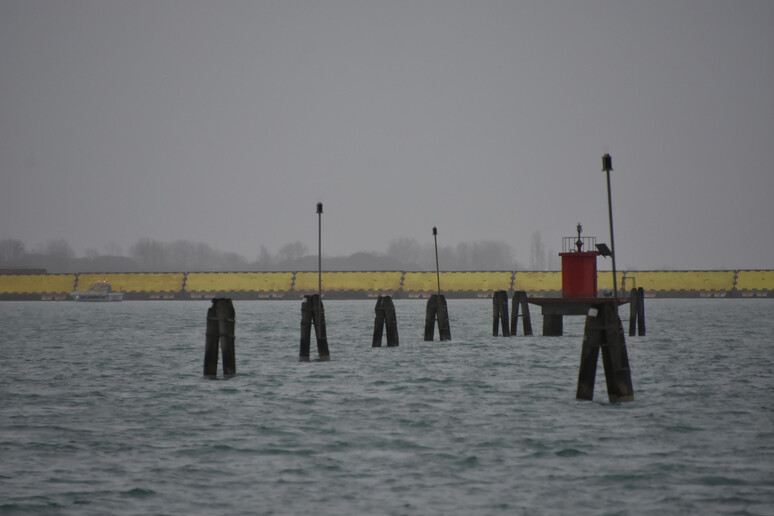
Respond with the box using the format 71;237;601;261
424;294;451;341
510;291;533;336
628;287;646;336
203;298;236;378
300;294;330;361
636;287;646;336
628;288;638;336
203;303;220;378
424;295;437;341
373;295;399;347
492;290;510;336
576;302;634;402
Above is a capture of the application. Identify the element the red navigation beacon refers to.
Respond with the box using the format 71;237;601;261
560;223;600;298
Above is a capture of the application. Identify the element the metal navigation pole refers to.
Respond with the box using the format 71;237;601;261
602;154;618;299
433;226;441;296
317;202;323;299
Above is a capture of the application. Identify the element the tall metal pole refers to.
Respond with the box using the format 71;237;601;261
602;154;618;299
433;226;441;296
316;202;323;299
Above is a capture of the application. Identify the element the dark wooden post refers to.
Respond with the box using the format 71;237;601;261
373;296;386;347
510;291;533;336
437;294;451;341
300;296;313;361
424;294;451;341
424;294;437;341
628;288;638;336
384;296;399;346
300;294;330;361
311;294;330;360
576;308;601;400
373;295;399;347
636;287;646;336
204;303;220;378
203;298;236;378
492;290;510;336
628;287;646;337
576;302;634;402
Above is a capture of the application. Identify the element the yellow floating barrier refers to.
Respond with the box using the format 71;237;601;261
294;271;403;293
402;271;512;295
186;272;293;293
622;270;735;293
736;270;774;292
514;272;561;294
76;273;184;293
597;271;625;292
0;274;75;294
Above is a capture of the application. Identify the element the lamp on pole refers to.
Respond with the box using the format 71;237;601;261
316;202;323;299
433;226;441;296
602;154;618;299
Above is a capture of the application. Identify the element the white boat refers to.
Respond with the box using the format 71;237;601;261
71;279;124;302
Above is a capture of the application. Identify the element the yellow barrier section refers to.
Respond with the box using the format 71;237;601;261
402;271;512;293
77;273;184;293
401;272;437;292
186;272;293;292
294;271;403;292
0;274;76;294
597;271;625;292
513;272;561;292
443;271;512;292
622;271;735;292
736;270;774;291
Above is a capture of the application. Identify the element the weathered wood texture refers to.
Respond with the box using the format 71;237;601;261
203;298;236;378
373;295;399;347
300;294;330;361
576;303;634;403
424;294;451;341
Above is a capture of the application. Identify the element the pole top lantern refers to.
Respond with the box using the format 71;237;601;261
316;202;323;214
433;226;438;236
602;154;613;172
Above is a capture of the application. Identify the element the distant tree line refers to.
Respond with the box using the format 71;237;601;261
0;235;558;274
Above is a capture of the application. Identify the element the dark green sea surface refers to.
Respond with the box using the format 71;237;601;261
1;299;773;515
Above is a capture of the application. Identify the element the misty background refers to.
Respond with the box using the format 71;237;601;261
0;234;558;273
2;1;773;272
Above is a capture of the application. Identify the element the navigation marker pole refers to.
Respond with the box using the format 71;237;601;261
602;154;618;300
300;202;330;361
433;226;441;297
424;226;451;341
317;202;323;299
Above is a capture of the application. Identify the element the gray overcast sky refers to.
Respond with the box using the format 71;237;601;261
1;0;772;270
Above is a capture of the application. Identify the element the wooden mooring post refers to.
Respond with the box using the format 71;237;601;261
628;287;646;336
510;291;533;336
576;302;634;402
300;294;330;361
373;295;399;347
492;290;510;336
424;294;451;341
203;298;236;378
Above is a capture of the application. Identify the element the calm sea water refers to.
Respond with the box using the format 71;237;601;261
1;298;773;515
